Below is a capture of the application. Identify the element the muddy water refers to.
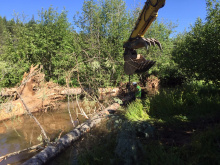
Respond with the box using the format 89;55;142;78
48;88;160;165
0;101;95;165
0;89;158;165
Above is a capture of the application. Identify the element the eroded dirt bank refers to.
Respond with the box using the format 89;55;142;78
0;65;66;121
0;65;120;121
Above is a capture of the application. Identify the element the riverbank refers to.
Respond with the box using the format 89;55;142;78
1;83;219;164
69;83;220;165
21;102;121;165
0;65;120;122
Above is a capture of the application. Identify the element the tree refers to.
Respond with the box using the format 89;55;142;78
74;0;134;87
172;0;220;86
0;0;179;88
0;8;78;86
34;7;77;82
0;18;30;87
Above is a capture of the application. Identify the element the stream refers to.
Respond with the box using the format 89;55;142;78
0;88;158;165
0;101;97;165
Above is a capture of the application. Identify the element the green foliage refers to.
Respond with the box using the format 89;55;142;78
172;0;220;86
78;116;154;165
0;61;9;81
148;124;220;165
125;99;150;121
134;18;180;86
0;8;78;87
143;142;184;165
1;0;218;88
77;84;219;165
77;120;117;165
142;124;220;165
159;66;186;87
188;125;220;165
139;19;177;75
0;17;30;86
0;16;7;47
36;7;77;82
78;140;116;165
115;121;145;165
0;0;179;88
74;0;134;87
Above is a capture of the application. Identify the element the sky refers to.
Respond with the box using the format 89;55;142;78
0;0;207;35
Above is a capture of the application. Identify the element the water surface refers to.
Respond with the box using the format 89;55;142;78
0;101;93;165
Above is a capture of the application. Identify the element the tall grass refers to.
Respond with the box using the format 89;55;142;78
149;84;220;122
77;83;220;165
124;99;150;121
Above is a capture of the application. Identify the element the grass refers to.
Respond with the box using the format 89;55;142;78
141;124;220;165
124;99;150;121
149;84;220;122
76;83;220;165
77;120;117;165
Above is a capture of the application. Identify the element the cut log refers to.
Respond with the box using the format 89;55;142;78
60;88;82;95
22;103;120;165
1;87;120;97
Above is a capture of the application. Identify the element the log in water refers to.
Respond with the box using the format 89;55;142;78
22;103;120;165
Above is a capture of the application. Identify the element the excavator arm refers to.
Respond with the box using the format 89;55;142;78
123;0;165;75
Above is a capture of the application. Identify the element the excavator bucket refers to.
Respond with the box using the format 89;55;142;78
124;48;156;75
123;0;165;75
123;37;161;75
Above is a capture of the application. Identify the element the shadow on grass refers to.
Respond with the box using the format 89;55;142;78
149;84;220;123
53;84;220;165
144;84;220;165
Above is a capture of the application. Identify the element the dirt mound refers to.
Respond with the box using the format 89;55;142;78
0;65;65;121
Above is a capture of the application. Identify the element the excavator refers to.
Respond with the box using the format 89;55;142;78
123;0;166;75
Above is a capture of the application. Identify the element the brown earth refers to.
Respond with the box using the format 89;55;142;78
0;65;121;121
0;65;65;121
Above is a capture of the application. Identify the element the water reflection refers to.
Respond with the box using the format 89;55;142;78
0;101;93;164
0;89;157;164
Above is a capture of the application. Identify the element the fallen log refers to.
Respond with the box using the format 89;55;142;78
0;86;120;121
1;87;120;97
22;103;120;165
0;88;17;97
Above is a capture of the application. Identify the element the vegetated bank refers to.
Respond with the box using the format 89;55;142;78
73;82;220;165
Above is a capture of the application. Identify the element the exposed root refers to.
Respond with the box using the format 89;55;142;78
0;65;65;121
146;75;160;88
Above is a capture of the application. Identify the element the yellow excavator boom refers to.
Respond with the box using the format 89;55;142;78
123;0;166;75
129;0;165;40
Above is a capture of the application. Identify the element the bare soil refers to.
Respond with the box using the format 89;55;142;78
0;65;65;121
